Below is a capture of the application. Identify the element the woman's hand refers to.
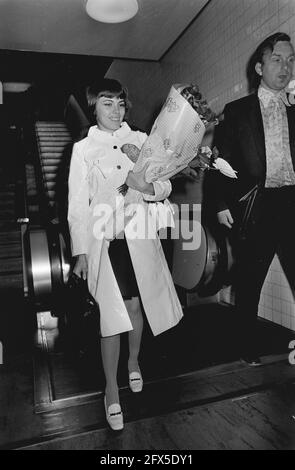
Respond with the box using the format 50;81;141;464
73;254;88;280
125;162;155;195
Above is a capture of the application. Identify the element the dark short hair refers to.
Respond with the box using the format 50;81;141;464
86;78;130;116
246;32;292;92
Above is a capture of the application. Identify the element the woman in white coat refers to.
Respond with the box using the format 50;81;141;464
68;78;183;430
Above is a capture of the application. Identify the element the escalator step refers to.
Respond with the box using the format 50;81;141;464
36;132;70;137
36;121;67;125
39;140;72;145
0;211;15;220
36;124;69;130
39;147;70;153
0;273;23;290
44;182;57;190
42;165;59;171
0;228;23;290
0;198;14;206
0;194;15;203
43;175;58;182
36;126;67;129
47;190;57;199
40;154;64;160
0;256;22;273
37;140;71;145
0;231;21;242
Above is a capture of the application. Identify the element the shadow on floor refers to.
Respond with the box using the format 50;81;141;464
46;303;295;400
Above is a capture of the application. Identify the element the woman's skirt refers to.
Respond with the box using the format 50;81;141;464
108;236;140;300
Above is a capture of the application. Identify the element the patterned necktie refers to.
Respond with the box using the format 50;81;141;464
258;86;295;187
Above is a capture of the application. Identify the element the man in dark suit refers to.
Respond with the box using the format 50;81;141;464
214;32;295;365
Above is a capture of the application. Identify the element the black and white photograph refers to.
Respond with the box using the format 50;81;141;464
1;0;295;453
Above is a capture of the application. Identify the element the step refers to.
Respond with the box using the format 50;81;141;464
0;273;23;290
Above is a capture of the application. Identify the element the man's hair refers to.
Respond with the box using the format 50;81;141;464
246;32;292;92
86;78;130;116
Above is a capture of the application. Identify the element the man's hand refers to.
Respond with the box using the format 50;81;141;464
217;209;234;229
73;254;88;280
125;161;155;195
174;166;200;181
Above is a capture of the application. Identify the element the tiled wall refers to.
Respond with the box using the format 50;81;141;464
107;0;295;330
259;256;295;330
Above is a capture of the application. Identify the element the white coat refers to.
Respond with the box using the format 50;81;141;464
68;123;183;337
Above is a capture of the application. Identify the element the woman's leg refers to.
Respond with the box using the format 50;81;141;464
125;297;143;373
100;334;120;406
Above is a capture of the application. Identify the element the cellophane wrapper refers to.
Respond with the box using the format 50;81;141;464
132;84;206;182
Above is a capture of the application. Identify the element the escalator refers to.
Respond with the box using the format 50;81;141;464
0;125;32;354
0;128;24;291
0;117;72;358
34;121;72;212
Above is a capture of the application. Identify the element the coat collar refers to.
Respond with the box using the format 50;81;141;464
88;121;132;141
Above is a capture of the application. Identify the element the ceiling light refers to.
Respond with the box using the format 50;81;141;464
86;0;139;23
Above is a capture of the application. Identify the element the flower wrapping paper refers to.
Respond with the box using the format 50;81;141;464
132;84;207;182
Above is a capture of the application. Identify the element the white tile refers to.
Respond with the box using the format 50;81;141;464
273;285;281;298
266;309;273;321
283;300;290;315
290;303;295;317
260;294;266;307
273;272;281;285
279;272;287;287
280;273;289;287
262;281;272;296
273;311;282;325
283;287;294;302
290;317;295;332
282;315;291;329
271;255;280;270
273;298;281;311
258;307;265;318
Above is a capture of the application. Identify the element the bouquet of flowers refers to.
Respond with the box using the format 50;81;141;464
186;145;237;178
118;83;236;196
118;83;218;194
103;84;236;240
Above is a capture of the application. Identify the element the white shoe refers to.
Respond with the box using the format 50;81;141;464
129;371;143;393
104;396;124;431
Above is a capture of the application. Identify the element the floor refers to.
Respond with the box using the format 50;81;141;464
36;303;295;402
1;302;295;450
20;383;295;450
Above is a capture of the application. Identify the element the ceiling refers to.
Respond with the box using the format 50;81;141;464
0;0;209;61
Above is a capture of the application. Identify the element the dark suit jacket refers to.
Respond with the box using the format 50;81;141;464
212;92;295;213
